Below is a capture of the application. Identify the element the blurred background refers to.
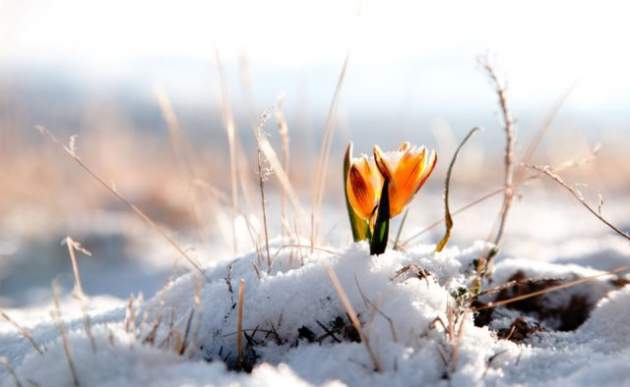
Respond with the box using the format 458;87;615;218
1;0;629;308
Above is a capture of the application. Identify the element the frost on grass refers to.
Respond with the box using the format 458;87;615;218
3;241;630;386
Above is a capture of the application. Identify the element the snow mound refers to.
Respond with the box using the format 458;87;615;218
3;241;630;386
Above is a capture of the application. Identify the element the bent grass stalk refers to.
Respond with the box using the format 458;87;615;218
323;263;383;373
527;165;630;241
36;125;208;280
435;127;481;252
62;237;90;299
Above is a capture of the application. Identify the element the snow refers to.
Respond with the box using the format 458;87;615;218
2;234;630;387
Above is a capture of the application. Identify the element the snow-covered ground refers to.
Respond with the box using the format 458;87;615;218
1;191;629;386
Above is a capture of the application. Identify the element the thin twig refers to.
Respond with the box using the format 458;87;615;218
35;125;207;279
435;127;481;252
527;165;630;241
323;263;383;372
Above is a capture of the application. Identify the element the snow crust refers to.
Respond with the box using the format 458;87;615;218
2;240;630;386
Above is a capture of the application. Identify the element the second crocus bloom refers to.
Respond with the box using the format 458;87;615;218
373;142;437;217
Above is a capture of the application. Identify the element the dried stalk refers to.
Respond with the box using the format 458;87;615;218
0;310;43;355
0;356;22;387
323;263;383;372
514;83;577;184
214;49;240;254
478;56;516;274
35;125;207;279
435;127;480;252
51;281;80;387
237;279;246;368
311;52;351;251
399;147;600;248
275;97;291;236
472;262;630;311
392;209;409;251
254;111;273;272
527;165;630;241
62;237;90;299
79;303;96;353
154;86;207;243
255;125;305;219
354;277;398;343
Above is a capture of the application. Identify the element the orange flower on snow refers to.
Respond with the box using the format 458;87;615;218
373;142;437;217
345;151;384;222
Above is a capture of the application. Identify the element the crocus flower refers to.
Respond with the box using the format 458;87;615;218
345;149;384;222
373;142;437;217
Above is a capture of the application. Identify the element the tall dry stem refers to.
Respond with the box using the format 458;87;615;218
311;52;351;251
214;49;240;254
477;56;516;278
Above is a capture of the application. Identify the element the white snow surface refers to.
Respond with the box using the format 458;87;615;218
2;240;630;387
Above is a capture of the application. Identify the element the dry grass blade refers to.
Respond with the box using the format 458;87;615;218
35;125;208;280
323;263;383;373
62;237;90;299
154;85;207;242
354;277;398;343
237;279;246;369
214;48;241;254
392;209;409;251
400;147;601;248
254;111;273;272
51;281;80;387
527;165;630;241
514;82;577;184
275;96;291;235
478;56;516;272
256;123;305;219
311;52;351;250
435;127;480;252
472;263;630;311
0;356;22;387
0;310;44;355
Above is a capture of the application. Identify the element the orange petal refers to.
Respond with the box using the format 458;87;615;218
373;145;392;181
347;164;376;220
414;150;437;193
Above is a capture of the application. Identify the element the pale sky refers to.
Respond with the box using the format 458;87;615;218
0;0;629;129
